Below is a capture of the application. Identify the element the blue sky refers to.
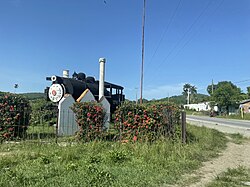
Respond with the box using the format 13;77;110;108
0;0;249;100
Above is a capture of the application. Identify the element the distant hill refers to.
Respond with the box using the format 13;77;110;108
0;91;44;100
0;91;5;96
156;93;210;105
19;92;46;100
195;93;210;103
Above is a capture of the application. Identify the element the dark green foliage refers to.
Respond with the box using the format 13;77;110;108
0;94;31;141
19;92;45;100
0;91;5;97
71;102;106;141
29;99;57;126
247;86;250;98
208;81;243;113
207;84;217;96
0;91;45;101
183;83;197;96
168;95;187;105
152;94;209;105
182;83;197;103
114;102;180;142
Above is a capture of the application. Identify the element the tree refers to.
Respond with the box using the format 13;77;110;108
182;83;197;104
207;84;217;96
209;81;242;114
247;86;250;98
29;99;57;125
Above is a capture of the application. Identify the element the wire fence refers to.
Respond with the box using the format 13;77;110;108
1;110;187;144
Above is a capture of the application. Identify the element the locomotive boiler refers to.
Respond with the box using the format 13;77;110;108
45;71;125;113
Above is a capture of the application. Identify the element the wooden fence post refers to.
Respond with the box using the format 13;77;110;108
181;111;186;144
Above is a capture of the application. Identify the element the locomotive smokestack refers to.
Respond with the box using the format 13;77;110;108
63;70;69;78
99;58;106;100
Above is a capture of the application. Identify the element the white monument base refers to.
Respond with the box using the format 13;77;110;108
99;96;110;129
57;94;79;136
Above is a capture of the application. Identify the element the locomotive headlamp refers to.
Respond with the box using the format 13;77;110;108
48;84;65;102
51;75;57;82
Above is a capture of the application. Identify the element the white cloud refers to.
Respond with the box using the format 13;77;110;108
143;83;184;100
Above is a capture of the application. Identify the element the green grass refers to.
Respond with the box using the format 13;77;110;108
186;110;250;121
218;113;250;120
185;110;209;116
227;133;246;144
26;125;55;140
0;125;227;187
27;125;55;134
207;166;250;187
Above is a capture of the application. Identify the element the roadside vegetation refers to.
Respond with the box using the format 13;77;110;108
0;93;229;186
218;113;250;121
0;82;248;186
19;92;45;100
185;109;250;121
0;125;227;187
207;166;250;187
227;133;246;144
184;109;209;116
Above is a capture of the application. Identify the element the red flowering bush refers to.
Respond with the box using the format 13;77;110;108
114;102;180;142
147;102;181;136
71;102;106;141
0;93;31;142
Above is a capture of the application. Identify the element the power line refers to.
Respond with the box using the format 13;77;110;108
146;0;213;85
146;0;183;69
196;78;250;93
156;0;213;68
165;0;225;65
233;79;250;84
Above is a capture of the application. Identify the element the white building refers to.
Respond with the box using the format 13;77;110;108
184;102;218;112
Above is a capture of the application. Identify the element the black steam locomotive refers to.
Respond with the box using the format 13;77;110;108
45;72;125;113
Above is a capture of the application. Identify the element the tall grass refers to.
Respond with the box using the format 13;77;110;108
0;125;227;187
218;113;250;120
207;166;250;187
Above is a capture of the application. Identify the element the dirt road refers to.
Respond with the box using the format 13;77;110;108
169;115;250;187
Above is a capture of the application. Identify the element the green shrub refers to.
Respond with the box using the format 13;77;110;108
114;102;180;142
71;102;106;141
30;99;57;125
0;93;31;141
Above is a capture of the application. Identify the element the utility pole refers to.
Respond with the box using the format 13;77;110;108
140;0;146;105
212;79;214;95
187;88;190;105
